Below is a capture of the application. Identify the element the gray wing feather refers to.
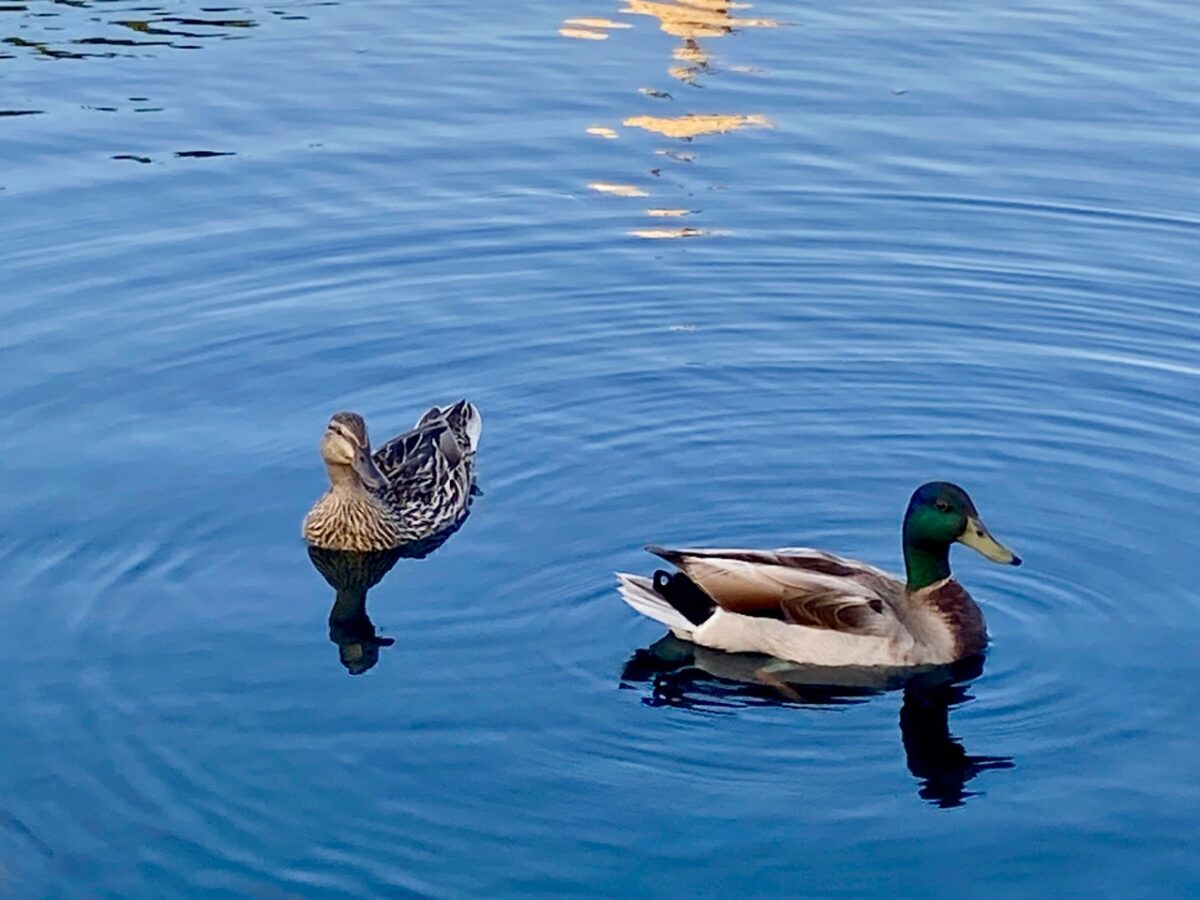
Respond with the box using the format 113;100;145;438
372;411;478;537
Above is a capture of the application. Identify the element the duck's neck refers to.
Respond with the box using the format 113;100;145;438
326;462;369;496
903;537;952;592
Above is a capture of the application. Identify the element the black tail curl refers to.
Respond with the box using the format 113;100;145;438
652;570;717;627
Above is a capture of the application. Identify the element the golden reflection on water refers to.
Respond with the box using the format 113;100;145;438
622;0;777;84
623;113;771;139
628;227;708;239
589;182;650;197
564;17;632;29
559;17;632;40
622;0;777;40
558;27;610;40
562;0;777;238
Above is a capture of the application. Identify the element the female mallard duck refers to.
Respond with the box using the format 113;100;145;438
616;482;1021;667
302;400;482;551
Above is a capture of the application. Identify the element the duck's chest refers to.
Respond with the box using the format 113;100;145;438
903;579;989;662
303;492;405;551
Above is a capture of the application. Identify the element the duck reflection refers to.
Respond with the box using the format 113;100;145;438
307;521;466;675
621;636;1013;808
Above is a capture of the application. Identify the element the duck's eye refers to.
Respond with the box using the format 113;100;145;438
934;500;951;512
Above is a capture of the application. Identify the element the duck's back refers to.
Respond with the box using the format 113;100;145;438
373;400;481;536
415;399;482;455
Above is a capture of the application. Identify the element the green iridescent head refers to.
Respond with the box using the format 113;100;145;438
902;482;1020;590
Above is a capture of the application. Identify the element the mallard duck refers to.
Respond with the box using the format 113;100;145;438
616;482;1020;667
302;400;482;551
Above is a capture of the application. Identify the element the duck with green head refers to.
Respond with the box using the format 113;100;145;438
616;481;1021;667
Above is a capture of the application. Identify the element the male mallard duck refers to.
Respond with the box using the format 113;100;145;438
616;482;1020;667
302;400;482;551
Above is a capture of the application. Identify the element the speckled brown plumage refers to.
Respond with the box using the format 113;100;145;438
303;400;482;551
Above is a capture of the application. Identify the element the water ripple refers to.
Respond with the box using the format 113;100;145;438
3;0;1200;892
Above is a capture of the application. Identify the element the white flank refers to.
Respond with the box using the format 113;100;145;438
693;609;926;667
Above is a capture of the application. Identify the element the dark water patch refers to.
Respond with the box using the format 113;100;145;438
0;805;53;859
161;16;256;28
0;0;313;64
2;35;88;58
112;20;223;39
73;36;173;48
2;0;1200;894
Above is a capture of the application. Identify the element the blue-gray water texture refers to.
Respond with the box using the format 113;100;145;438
2;0;1199;895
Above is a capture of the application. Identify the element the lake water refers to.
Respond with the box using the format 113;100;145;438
3;0;1199;895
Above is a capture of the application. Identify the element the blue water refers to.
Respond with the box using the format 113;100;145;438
3;0;1200;894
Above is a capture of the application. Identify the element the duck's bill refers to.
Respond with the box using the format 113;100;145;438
352;451;386;490
959;516;1022;566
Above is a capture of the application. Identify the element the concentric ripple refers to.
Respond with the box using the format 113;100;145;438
3;0;1200;894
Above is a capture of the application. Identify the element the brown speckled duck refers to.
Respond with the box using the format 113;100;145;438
302;400;481;551
616;482;1021;667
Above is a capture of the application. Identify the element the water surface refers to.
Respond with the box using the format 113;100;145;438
3;0;1200;894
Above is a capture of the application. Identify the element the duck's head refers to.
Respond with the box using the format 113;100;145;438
321;412;386;491
903;482;1020;589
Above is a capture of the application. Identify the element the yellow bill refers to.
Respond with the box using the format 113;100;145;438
958;516;1022;566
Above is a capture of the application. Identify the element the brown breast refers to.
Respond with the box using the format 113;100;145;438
922;579;988;658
